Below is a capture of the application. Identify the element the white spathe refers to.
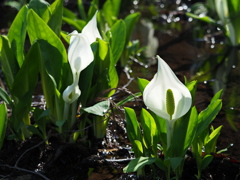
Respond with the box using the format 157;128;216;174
143;56;192;121
63;11;102;104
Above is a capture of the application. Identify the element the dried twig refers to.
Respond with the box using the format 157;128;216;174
0;138;50;180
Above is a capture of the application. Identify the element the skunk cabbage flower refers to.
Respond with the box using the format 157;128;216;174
143;56;192;121
63;11;102;104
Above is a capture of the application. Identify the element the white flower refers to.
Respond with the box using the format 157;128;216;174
143;56;192;121
63;11;102;104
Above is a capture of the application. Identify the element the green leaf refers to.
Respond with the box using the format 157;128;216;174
78;61;95;107
110;20;126;64
27;10;70;91
205;125;222;154
82;100;110;116
185;80;197;104
137;78;149;94
210;89;223;103
87;0;99;19
123;156;157;173
167;157;184;170
36;40;66;122
124;107;142;145
10;42;40;130
133;140;144;157
62;17;86;32
0;87;13;107
28;0;50;19
155;158;167;171
77;0;87;20
4;1;22;11
151;112;167;149
201;155;213;170
116;92;142;106
140;108;158;155
0;103;8;149
196;99;222;136
0;36;19;89
45;0;63;36
7;5;28;67
124;12;140;44
11;42;39;100
102;0;121;26
186;12;216;24
60;31;70;44
63;7;78;19
170;106;198;157
26;125;44;139
36;108;51;121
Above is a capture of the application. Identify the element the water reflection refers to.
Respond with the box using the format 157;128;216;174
192;46;240;131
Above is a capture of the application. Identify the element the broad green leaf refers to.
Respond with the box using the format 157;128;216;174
63;7;78;19
10;42;40;130
205;125;222;154
36;40;66;122
210;89;222;103
63;7;86;31
35;108;51;121
107;51;118;96
78;61;95;107
133;140;144;157
4;1;22;11
196;99;222;136
7;5;28;67
124;107;142;144
110;20;126;64
11;43;39;100
0;103;8;149
124;12;140;44
140;108;158;155
26;125;44;139
155;158;167;171
201;155;213;170
123;156;157;173
137;78;149;94
98;39;109;60
170;106;198;157
0;36;19;89
151;112;167;149
82;100;110;116
102;0;121;26
45;0;63;36
28;0;50;18
95;40;118;97
185;80;197;104
27;10;70;91
167;157;184;170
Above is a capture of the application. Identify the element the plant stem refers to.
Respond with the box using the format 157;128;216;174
70;100;77;130
166;120;174;149
62;102;70;133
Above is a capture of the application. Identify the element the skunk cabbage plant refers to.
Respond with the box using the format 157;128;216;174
143;55;192;148
63;11;102;104
62;11;102;132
